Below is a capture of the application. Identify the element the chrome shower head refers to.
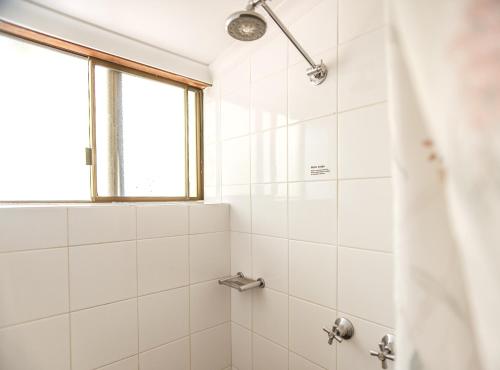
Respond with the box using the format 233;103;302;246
226;10;267;41
225;0;328;85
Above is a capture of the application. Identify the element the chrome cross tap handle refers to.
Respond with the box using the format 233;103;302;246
323;317;354;345
370;334;395;369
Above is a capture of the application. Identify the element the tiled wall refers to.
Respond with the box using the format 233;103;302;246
0;203;232;370
205;0;395;369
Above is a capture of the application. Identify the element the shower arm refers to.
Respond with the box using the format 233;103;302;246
250;0;328;85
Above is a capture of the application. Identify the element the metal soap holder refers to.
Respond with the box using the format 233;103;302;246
218;272;265;292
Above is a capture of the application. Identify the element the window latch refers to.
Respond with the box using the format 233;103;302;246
85;147;93;165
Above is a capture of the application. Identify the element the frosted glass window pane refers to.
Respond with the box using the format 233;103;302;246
0;34;90;201
94;65;186;197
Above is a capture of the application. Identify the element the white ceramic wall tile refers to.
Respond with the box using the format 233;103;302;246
290;241;337;308
221;59;250;95
251;127;287;184
71;299;137;370
204;85;219;145
339;103;391;179
288;48;337;124
231;232;251;276
0;207;67;253
231;289;252;329
289;181;337;244
288;115;337;182
339;178;392;252
69;241;137;310
289;297;336;369
251;183;287;238
251;34;288;82
0;315;70;370
191;323;231;370
252;288;288;347
204;143;219;188
189;204;229;234
222;185;251;233
136;204;188;239
189;232;230;283
289;352;324;370
97;356;138;370
68;206;136;246
190;280;230;332
252;334;288;370
288;0;338;65
204;185;221;203
138;288;189;352
337;313;394;370
338;0;385;43
137;236;189;295
338;247;394;327
338;29;386;111
139;337;190;370
231;323;252;370
220;88;250;140
250;70;287;133
0;249;68;327
222;136;250;185
252;234;288;293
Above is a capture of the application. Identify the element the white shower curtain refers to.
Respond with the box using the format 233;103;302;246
387;1;500;369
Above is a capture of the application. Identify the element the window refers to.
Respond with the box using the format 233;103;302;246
0;34;90;201
0;27;204;202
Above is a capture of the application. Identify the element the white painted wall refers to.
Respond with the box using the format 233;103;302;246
205;0;395;369
0;0;211;84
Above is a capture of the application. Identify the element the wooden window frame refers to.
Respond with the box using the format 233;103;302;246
0;21;206;203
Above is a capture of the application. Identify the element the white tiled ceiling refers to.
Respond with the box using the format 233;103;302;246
27;0;283;64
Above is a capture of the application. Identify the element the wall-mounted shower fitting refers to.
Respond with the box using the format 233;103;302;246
323;317;355;344
226;0;328;85
218;272;265;292
370;334;395;369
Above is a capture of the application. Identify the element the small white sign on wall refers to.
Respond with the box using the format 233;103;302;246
310;164;330;176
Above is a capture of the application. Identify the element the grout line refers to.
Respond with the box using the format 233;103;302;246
0;276;234;330
219;175;391;188
66;207;73;370
337;100;388;114
92;353;138;370
0;245;68;255
338;244;393;255
285;32;291;357
287;112;338;128
0;229;236;255
187;205;192;370
139;335;190;355
338;24;387;46
190;320;232;336
336;0;341;367
135;207;140;369
289;349;328;370
0;312;70;331
248;53;255;370
337;310;395;330
0;275;237;332
252;331;288;352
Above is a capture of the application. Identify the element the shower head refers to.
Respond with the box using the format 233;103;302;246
225;0;328;85
225;10;267;41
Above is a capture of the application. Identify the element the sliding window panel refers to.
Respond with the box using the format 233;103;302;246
188;89;201;198
93;63;187;198
0;34;90;201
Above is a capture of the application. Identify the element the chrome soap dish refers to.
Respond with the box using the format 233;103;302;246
218;272;265;292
